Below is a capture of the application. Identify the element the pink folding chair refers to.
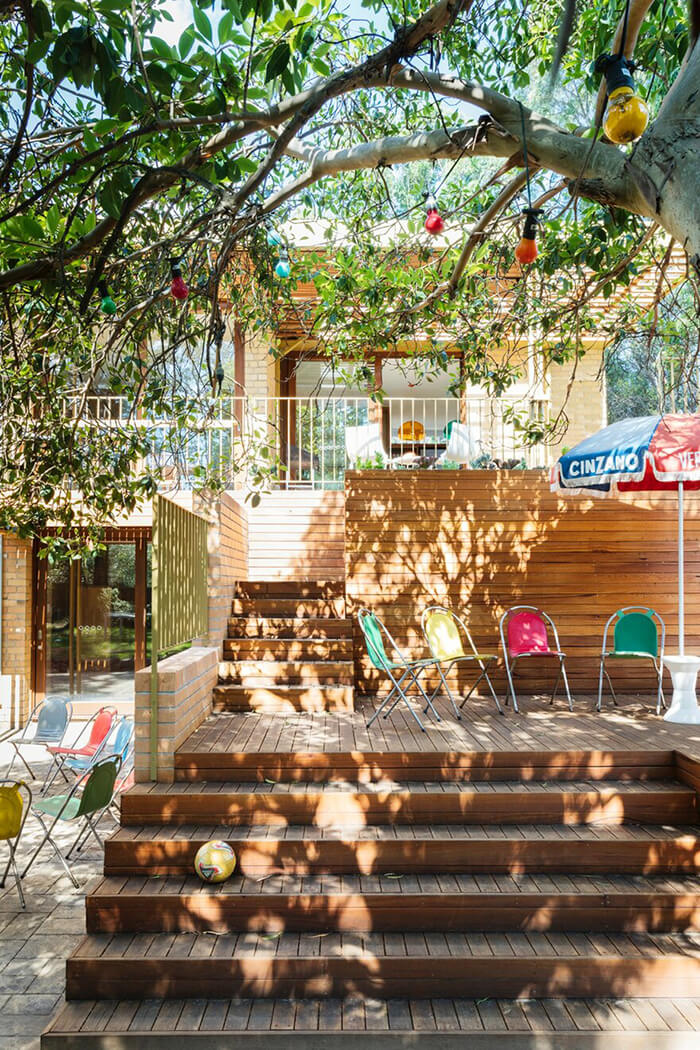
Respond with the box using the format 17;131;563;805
499;606;573;712
42;707;117;794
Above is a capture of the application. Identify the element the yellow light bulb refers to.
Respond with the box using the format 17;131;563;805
603;86;649;144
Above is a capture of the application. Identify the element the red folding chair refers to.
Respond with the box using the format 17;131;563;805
42;707;117;794
499;606;573;712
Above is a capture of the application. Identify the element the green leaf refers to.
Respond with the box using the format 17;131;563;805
218;11;234;43
192;3;213;42
178;26;196;58
148;35;174;61
265;41;290;82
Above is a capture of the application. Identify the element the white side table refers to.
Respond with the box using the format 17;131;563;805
663;654;700;724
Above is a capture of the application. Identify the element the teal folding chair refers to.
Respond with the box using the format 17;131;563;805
23;756;122;888
0;780;32;908
597;607;666;714
5;697;72;781
358;608;440;731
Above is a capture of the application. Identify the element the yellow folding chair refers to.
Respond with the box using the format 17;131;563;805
422;606;503;717
0;779;32;908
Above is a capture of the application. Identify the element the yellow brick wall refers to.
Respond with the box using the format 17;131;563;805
549;343;607;455
244;330;277;402
0;532;33;728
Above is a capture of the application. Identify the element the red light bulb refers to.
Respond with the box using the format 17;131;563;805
515;237;538;264
425;209;445;235
170;260;189;300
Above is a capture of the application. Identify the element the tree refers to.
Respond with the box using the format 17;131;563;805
0;0;698;547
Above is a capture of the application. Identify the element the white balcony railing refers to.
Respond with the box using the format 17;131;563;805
66;395;551;489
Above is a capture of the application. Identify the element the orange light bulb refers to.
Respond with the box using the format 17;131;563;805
515;237;538;265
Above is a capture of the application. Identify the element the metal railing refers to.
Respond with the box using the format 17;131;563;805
65;394;551;489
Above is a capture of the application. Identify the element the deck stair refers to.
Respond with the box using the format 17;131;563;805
215;580;354;714
44;730;700;1047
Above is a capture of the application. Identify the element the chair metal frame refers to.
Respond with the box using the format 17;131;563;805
421;605;503;717
0;779;32;908
5;697;72;782
358;608;441;732
499;605;573;713
23;755;122;889
69;734;134;855
597;606;666;714
42;705;117;795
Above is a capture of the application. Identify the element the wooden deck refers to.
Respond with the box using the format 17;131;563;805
45;695;700;1048
175;694;700;771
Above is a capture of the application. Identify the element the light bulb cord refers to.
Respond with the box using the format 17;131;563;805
517;100;533;211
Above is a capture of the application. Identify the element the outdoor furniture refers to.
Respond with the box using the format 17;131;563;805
345;423;388;467
422;605;503;717
398;420;425;442
70;741;134;855
22;755;122;889
357;608;441;731
598;607;666;714
64;715;133;776
438;421;475;465
42;706;117;794
5;697;72;782
499;606;573;712
0;779;31;908
552;412;700;723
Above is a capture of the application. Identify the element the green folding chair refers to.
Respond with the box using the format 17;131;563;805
22;755;121;889
358;608;440;731
597;606;666;714
0;780;32;908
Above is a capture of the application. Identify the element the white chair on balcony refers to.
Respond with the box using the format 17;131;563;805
438;422;476;465
345;423;389;467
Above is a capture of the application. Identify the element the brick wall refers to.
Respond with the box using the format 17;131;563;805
244;330;276;401
549;344;607;454
134;646;219;783
0;532;33;728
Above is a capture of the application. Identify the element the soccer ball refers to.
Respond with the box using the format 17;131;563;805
194;840;237;883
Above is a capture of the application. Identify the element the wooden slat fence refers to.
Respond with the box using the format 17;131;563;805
345;470;700;697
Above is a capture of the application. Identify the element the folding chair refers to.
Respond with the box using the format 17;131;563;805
23;756;122;889
64;715;133;776
0;780;32;908
68;728;134;856
499;606;573;713
5;697;72;781
42;706;117;794
358;608;440;731
422;606;503;717
597;607;666;714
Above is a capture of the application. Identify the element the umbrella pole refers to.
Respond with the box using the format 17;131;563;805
678;481;685;656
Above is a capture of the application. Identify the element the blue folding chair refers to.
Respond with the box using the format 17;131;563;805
5;698;72;781
64;716;133;776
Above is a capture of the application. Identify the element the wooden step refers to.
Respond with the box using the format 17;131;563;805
66;931;700;999
43;1000;700;1046
104;823;700;877
227;616;353;639
231;598;346;618
84;873;700;935
120;780;697;828
174;744;676;783
217;661;355;686
212;684;355;713
222;638;354;660
235;580;345;599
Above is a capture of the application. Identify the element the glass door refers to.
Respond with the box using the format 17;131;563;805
45;542;143;706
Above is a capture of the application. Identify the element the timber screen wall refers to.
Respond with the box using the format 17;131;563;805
345;470;700;697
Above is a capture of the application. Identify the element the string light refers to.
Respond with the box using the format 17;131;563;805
274;247;291;279
515;208;544;264
170;259;189;300
595;53;649;143
97;280;116;315
424;193;445;235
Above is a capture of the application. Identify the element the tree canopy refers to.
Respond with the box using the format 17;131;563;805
0;0;698;548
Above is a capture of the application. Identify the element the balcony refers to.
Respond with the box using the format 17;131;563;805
70;395;551;490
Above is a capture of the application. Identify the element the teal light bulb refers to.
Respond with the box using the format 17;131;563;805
100;293;117;315
274;256;291;279
266;229;282;247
